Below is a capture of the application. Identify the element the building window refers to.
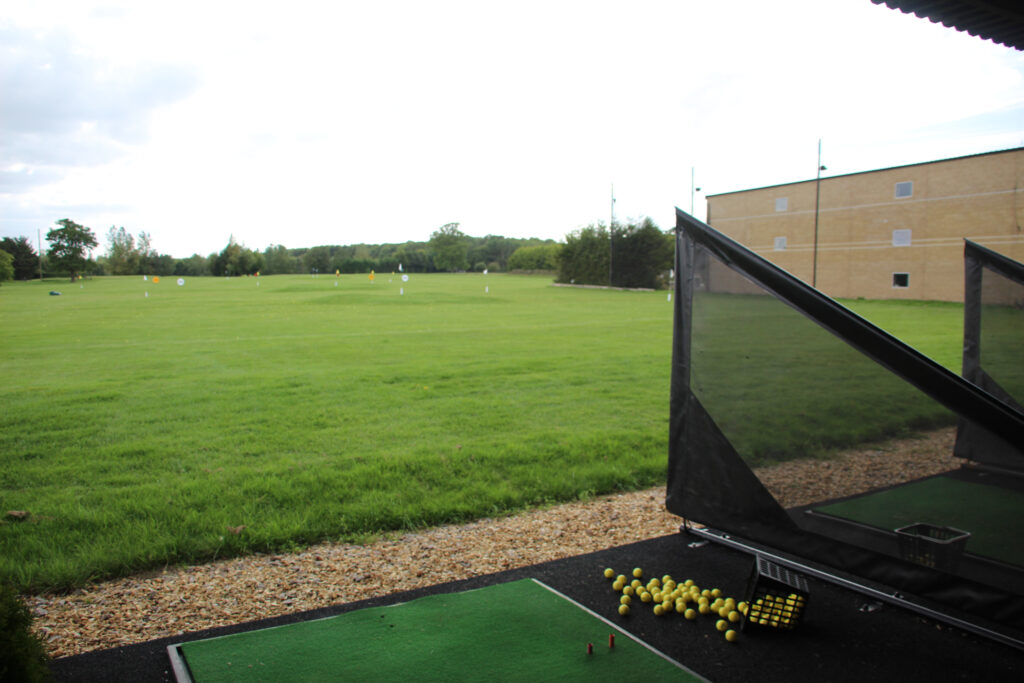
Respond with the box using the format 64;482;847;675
775;197;788;212
893;272;910;288
773;236;787;251
894;181;913;198
892;229;912;247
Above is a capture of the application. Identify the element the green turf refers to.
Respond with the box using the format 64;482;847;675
0;275;965;592
813;476;1024;566
177;579;701;682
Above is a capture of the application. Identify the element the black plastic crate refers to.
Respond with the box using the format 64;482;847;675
895;523;970;572
742;557;809;632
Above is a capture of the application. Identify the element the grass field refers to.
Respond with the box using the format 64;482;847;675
0;274;964;592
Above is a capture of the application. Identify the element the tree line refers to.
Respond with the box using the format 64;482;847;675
1;217;672;289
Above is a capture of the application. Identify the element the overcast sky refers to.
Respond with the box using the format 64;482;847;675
3;1;1024;259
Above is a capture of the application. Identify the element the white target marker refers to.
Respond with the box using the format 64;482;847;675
177;278;185;286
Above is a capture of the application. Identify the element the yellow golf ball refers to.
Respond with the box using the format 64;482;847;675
728;610;741;623
684;608;697;620
640;591;652;603
653;604;665;616
620;594;632;606
725;629;738;642
623;585;635;597
618;604;630;616
604;568;615;579
633;567;643;579
716;619;728;632
698;603;711;615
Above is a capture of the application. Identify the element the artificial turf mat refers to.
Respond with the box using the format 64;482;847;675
175;578;702;682
812;475;1024;566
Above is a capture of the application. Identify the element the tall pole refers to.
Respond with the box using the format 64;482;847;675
812;140;823;289
38;229;43;280
609;183;615;287
691;167;695;214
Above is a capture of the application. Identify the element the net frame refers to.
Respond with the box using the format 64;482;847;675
667;209;1024;632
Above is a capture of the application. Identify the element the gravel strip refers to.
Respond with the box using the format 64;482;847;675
29;427;957;658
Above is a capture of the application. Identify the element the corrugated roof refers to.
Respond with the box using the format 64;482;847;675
871;0;1024;51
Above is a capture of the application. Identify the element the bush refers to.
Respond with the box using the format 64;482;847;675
556;218;671;288
0;249;13;285
0;583;51;682
508;244;559;271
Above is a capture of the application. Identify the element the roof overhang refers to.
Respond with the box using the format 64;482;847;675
872;0;1024;51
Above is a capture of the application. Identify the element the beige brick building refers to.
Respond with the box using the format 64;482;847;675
706;147;1024;301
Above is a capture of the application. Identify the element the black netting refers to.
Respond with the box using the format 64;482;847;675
691;244;954;468
980;262;1024;406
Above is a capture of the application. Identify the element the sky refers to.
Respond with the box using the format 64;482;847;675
2;1;1024;259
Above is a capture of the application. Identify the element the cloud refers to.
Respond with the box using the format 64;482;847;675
0;22;199;193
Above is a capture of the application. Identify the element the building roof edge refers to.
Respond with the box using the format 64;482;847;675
706;146;1024;199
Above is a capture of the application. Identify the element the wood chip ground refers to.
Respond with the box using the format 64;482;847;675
27;427;957;658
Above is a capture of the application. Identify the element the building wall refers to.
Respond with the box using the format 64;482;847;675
707;148;1024;301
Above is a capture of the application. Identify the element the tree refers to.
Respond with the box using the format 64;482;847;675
136;232;160;274
213;237;263;276
508;244;560;271
105;226;139;275
174;254;212;276
557;224;610;285
0;249;13;285
430;222;468;272
0;236;39;280
556;217;670;288
46;219;98;281
262;244;300;275
610;218;672;289
301;246;331;274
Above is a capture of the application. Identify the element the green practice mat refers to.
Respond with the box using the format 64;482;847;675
813;476;1024;566
173;579;703;682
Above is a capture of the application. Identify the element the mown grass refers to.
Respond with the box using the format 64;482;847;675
0;275;963;592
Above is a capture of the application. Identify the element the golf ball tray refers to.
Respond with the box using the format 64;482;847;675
743;557;810;632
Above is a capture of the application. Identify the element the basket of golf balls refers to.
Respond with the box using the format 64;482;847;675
603;566;744;642
742;557;810;632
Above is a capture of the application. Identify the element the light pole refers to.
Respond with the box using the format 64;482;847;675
812;140;826;289
609;183;615;287
690;168;699;214
690;167;702;216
